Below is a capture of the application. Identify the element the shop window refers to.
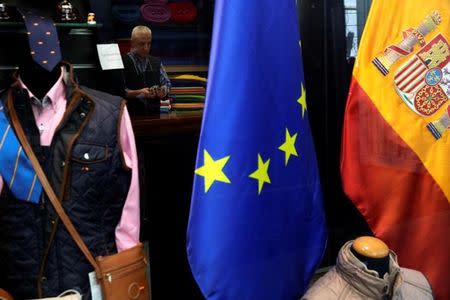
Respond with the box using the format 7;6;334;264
111;0;214;72
344;0;372;58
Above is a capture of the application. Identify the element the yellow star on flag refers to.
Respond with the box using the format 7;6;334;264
249;154;271;195
278;128;298;166
297;84;307;118
195;149;231;193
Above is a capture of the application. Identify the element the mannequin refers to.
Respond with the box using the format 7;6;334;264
351;236;390;278
301;237;433;299
18;55;61;99
0;14;141;298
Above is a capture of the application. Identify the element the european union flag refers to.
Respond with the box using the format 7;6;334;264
187;1;327;299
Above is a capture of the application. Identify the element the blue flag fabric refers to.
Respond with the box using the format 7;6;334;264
187;1;327;299
0;101;42;203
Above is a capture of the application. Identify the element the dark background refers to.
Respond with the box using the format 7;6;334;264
299;0;372;268
0;0;372;299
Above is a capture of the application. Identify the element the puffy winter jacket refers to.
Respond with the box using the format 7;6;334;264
301;241;433;299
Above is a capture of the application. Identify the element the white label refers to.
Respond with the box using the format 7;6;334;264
89;271;104;300
96;44;124;70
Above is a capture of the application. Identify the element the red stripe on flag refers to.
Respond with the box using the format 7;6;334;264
388;45;410;56
395;57;420;80
403;73;426;93
341;78;450;300
399;69;426;92
396;61;423;86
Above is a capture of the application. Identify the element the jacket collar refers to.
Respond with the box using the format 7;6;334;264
336;241;403;299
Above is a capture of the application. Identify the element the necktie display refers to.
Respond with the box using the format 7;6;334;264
18;8;62;72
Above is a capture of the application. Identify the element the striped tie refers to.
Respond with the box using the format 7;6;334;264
0;102;42;203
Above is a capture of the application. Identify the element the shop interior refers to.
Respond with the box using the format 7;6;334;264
0;0;379;299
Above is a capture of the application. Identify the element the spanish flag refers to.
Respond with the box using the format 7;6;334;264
341;1;450;299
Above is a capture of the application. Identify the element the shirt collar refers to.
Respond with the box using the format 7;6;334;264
337;241;403;298
18;66;65;112
128;51;149;73
129;50;147;61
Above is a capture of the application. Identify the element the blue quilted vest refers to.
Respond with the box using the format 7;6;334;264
0;70;132;299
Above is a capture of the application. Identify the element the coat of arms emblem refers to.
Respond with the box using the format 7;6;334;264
394;34;450;117
373;11;450;139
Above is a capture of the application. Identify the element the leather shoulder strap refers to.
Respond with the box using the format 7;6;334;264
0;288;13;300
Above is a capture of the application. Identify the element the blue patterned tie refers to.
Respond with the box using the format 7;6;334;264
0;101;42;203
18;9;62;72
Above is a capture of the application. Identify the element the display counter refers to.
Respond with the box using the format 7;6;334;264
132;110;203;138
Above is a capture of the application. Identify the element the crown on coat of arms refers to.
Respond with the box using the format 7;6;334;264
373;11;441;76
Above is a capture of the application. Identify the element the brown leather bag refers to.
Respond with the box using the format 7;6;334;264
0;289;13;300
96;244;150;300
9;94;151;300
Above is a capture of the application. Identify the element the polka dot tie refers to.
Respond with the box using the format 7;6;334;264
18;9;62;72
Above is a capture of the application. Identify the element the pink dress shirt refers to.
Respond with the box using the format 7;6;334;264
0;70;140;252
